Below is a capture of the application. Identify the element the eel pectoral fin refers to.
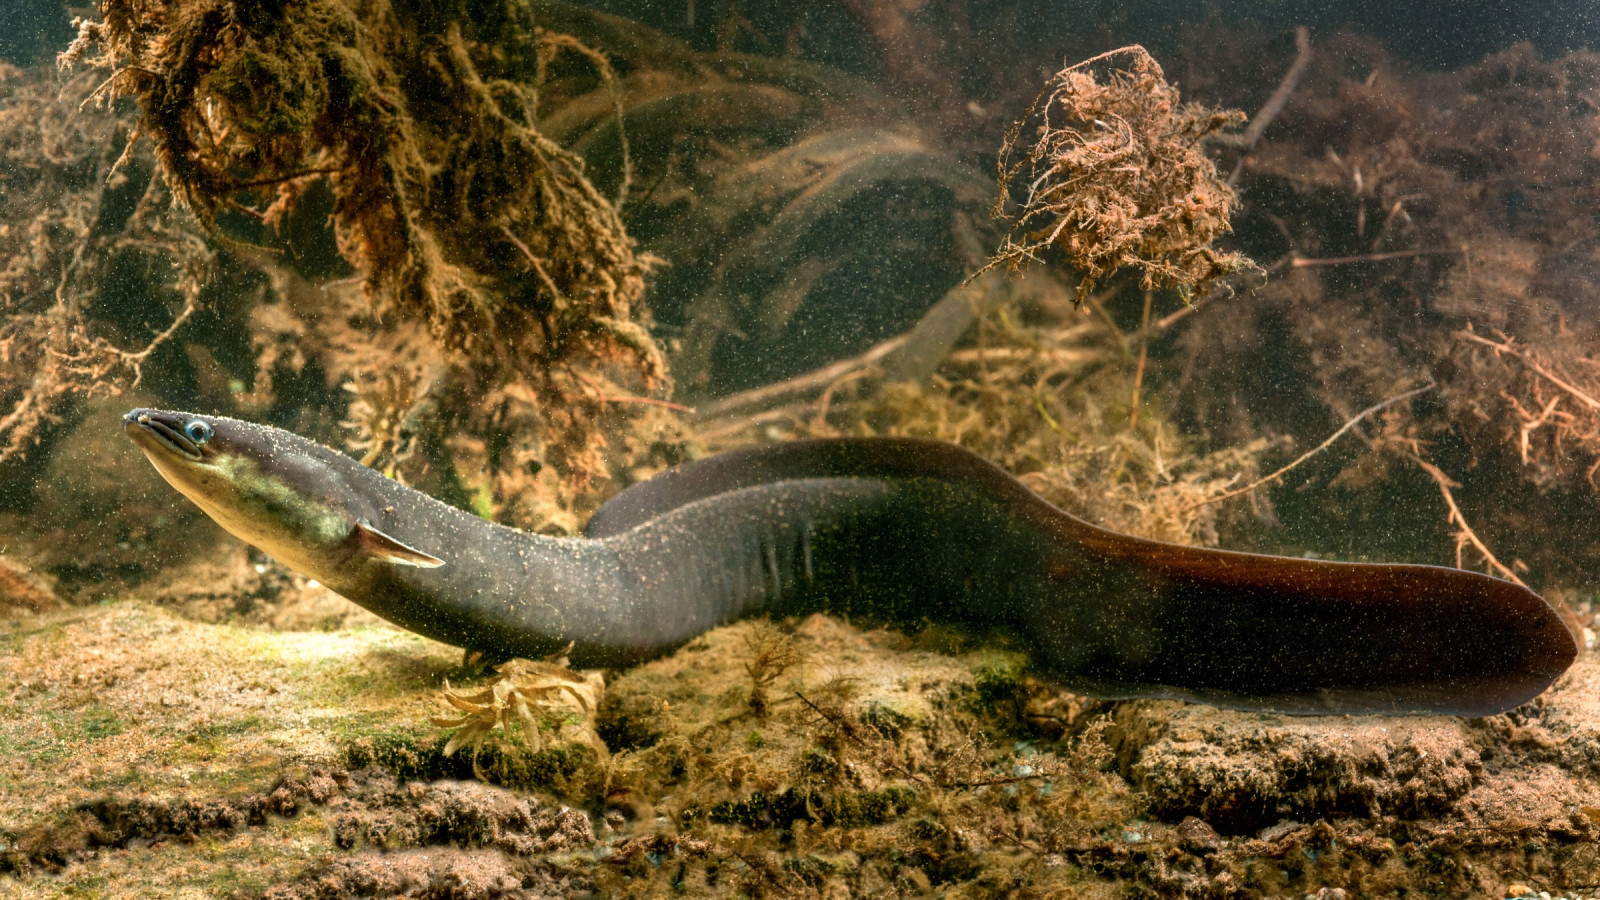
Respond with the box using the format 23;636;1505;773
351;521;445;568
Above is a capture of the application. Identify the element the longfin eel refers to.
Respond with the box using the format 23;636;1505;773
123;408;1577;716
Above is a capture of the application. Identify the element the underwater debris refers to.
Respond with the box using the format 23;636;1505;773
742;621;803;716
1160;35;1600;577
525;2;995;396
1456;327;1600;487
431;654;607;772
990;45;1250;303
0;554;57;611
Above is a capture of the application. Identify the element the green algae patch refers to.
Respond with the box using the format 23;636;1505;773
585;614;1137;897
0;600;456;841
687;785;918;829
338;727;446;782
338;726;596;794
4;593;1600;897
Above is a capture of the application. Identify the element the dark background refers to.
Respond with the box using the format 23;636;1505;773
5;0;1596;68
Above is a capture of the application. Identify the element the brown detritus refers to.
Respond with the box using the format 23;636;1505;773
266;848;588;900
340;365;428;474
3;767;347;872
989;45;1251;303
1455;327;1600;486
1180;378;1435;516
59;0;667;489
4;579;1600;895
1158;34;1600;578
1403;452;1529;588
582;615;1144;896
3;764;596;895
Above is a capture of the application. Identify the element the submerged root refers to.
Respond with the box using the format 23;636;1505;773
0;69;212;463
60;0;667;487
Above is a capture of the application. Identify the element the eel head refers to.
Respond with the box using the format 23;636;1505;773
123;408;440;577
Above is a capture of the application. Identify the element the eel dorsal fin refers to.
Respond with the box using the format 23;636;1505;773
351;521;445;568
584;437;1034;537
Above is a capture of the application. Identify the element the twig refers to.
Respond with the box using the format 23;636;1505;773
500;224;567;301
566;366;693;413
1082;285;1128;350
115;294;197;386
1153;255;1289;330
1403;452;1528;588
1181;379;1436;513
944;344;1099;366
792;690;919;776
882;265;1003;385
604;395;694;412
1129;289;1152;426
1511;393;1567;465
694;401;817;443
1290;248;1462;267
691;334;909;423
812;367;876;431
1219;26;1313;186
231;166;342;189
536;31;632;210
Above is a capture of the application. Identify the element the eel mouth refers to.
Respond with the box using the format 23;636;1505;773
123;409;203;461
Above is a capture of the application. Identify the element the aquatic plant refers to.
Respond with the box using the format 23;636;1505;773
742;621;803;716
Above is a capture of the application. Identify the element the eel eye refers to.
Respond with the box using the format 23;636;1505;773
184;420;214;445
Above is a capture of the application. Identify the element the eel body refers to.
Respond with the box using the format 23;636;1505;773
124;408;1576;716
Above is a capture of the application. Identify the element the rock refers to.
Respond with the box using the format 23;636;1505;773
1110;699;1482;833
1176;815;1219;853
0;554;57;611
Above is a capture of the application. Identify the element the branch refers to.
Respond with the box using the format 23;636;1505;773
690;334;908;424
1459;328;1600;412
1212;27;1312;153
1181;378;1436;513
1291;248;1463;268
1153;255;1288;330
